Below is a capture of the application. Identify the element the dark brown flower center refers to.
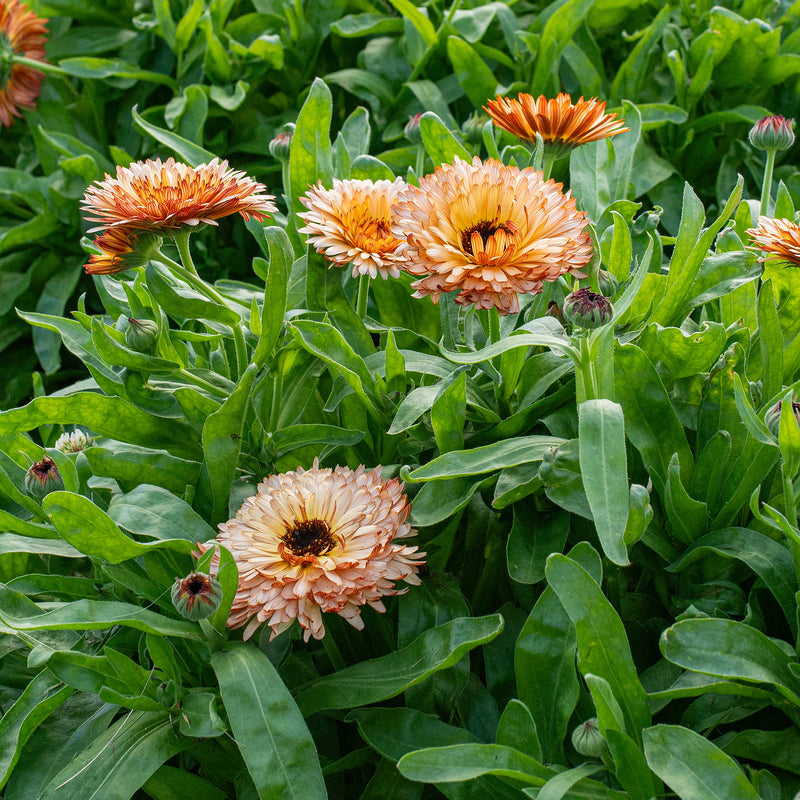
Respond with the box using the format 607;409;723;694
284;519;335;557
461;220;514;254
183;574;210;596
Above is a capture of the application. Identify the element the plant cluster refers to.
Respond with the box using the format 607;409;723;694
1;1;800;799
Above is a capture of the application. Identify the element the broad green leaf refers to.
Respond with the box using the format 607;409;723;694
419;112;471;166
59;57;177;89
446;36;497;107
496;699;542;761
252;227;291;366
662;454;707;544
0;534;82;558
131;105;214;165
212;645;326;800
272;424;364;454
296;615;503;715
578;400;629;565
389;0;436;46
42;491;195;561
145;265;241;326
532;764;605;800
39;711;191;800
506;506;569;585
545;554;650;740
142;766;228;800
643;724;760;800
0;669;72;790
409;475;485;527
757;280;783;402
431;372;466;454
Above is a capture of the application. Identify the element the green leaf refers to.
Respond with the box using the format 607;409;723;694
578;400;629;566
271;424;364;454
389;0;437;46
506;506;568;585
643;724;760;800
532;763;605;800
142;766;228;800
409;475;485;527
42;491;195;561
446;36;497;107
0;669;72;790
660;618;800;705
131;106;215;165
39;711;191;800
145;265;241;325
545;553;650;740
212;645;326;800
662;454;708;545
296;615;503;715
431;371;466;454
496;699;542;761
419;112;471;166
252;227;291;366
0;534;82;558
59;57;178;89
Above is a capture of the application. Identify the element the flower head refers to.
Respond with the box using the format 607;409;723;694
83;228;162;275
25;455;63;500
81;157;277;234
562;288;614;329
746;216;800;268
298;177;408;279
54;430;93;453
125;317;159;353
200;460;424;642
269;124;294;162
485;93;629;158
748;115;795;152
0;0;47;128
171;572;223;621
393;156;592;314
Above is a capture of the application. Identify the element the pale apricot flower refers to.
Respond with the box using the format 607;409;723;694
485;93;629;157
394;156;592;314
0;0;48;128
81;157;276;234
298;177;407;279
200;460;424;642
747;216;800;268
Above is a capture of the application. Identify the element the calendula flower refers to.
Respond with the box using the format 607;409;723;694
748;115;795;152
747;216;800;268
81;157;276;234
485;93;629;158
394;156;592;314
83;228;163;275
199;460;424;642
0;0;48;128
298;177;407;279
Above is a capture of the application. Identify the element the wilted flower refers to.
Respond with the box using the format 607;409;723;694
125;317;159;353
54;430;93;453
571;718;608;758
748;115;795;152
25;456;63;500
0;0;47;128
81;157;277;234
746;216;800;268
199;460;424;642
298;177;408;279
171;572;223;621
269;123;294;162
562;288;614;329
485;93;629;158
393;156;592;314
404;112;422;144
84;228;162;275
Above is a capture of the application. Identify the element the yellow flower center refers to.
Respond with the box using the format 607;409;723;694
351;217;398;255
283;518;335;558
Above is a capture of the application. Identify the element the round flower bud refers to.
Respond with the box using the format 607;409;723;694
54;430;94;454
765;399;800;438
125;318;159;353
748;115;795;152
562;288;614;329
461;112;485;145
405;112;423;144
171;573;223;621
25;456;64;501
269;124;294;162
597;269;619;298
571;718;608;758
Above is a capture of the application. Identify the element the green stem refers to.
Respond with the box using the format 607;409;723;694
155;253;227;305
321;629;346;671
488;307;501;345
414;144;426;179
174;231;198;276
231;323;249;380
177;369;230;398
541;152;556;182
760;149;777;218
576;336;598;402
13;54;71;77
356;273;371;318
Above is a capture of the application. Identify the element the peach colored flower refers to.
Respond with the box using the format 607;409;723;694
83;227;162;275
200;460;424;642
81;157;276;234
298;177;407;279
393;156;592;314
0;0;48;128
747;216;800;267
485;93;629;157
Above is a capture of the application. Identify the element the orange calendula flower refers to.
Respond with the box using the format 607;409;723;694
298;177;407;279
83;228;162;275
747;216;800;268
0;0;48;128
81;157;277;234
394;156;592;315
485;93;629;157
199;460;424;642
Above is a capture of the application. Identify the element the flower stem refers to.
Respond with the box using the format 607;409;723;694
541;153;556;182
321;629;346;671
781;465;800;582
231;323;249;380
356;273;371;318
415;144;426;180
488;307;501;345
760;149;777;217
155;253;228;305
12;54;71;77
177;369;230;398
576;336;598;402
174;231;199;276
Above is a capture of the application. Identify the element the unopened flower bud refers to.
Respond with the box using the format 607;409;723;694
461;112;485;144
765;399;800;438
269;123;294;162
171;572;223;621
597;269;619;298
405;113;423;144
749;115;795;152
25;456;64;501
125;318;159;353
54;430;94;454
571;718;608;758
562;288;614;329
